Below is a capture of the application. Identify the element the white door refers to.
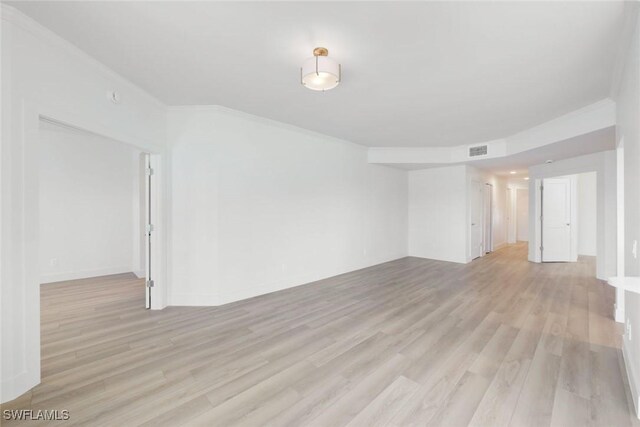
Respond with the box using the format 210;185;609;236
542;177;572;262
470;180;483;259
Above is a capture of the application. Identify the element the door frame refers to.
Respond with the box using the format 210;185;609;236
19;101;167;400
483;183;493;253
27;105;167;309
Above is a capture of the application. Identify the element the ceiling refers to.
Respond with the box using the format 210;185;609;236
385;126;616;173
7;1;627;147
473;126;616;174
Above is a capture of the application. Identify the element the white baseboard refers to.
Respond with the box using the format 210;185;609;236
1;369;39;404
615;303;625;323
40;266;134;284
410;253;467;264
169;254;407;307
169;293;220;306
133;270;146;279
216;270;333;306
623;338;640;419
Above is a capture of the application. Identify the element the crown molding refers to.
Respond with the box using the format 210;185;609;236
168;104;369;151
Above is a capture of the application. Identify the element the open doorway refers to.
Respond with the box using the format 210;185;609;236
38;119;155;308
506;183;529;245
470;180;484;259
469;178;500;260
516;189;529;242
483;183;493;253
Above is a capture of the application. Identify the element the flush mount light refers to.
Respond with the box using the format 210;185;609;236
524;177;530;180
509;171;517;174
545;159;554;164
301;47;341;92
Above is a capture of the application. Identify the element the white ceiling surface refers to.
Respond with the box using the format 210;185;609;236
8;1;627;148
387;126;616;173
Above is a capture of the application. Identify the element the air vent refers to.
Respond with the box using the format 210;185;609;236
469;145;488;157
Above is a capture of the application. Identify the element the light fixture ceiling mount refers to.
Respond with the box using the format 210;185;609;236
313;47;329;57
301;47;341;92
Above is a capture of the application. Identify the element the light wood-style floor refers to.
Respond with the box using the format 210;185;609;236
3;243;639;426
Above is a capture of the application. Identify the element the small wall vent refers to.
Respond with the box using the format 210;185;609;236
469;145;488;157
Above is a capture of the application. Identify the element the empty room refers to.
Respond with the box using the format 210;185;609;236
1;1;640;426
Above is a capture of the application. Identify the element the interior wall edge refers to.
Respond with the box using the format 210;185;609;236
623;335;640;419
0;370;39;406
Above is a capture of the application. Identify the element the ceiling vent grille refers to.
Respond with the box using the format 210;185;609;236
469;145;488;157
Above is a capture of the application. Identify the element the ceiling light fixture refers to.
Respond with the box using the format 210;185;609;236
301;47;341;92
509;171;516;174
545;159;554;164
524;177;530;180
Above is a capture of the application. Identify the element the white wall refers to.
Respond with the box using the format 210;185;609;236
528;150;617;281
408;165;508;264
409;165;467;263
615;5;640;416
516;189;529;241
38;121;140;283
167;106;408;306
1;6;166;403
577;172;597;256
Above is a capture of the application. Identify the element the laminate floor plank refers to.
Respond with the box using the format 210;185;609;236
1;244;635;426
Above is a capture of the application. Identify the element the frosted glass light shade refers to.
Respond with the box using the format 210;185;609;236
301;55;341;91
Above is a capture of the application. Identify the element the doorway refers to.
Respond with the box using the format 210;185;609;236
540;172;596;263
38;119;156;308
516;189;529;242
483;183;493;253
10;105;165;404
470;180;484;259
